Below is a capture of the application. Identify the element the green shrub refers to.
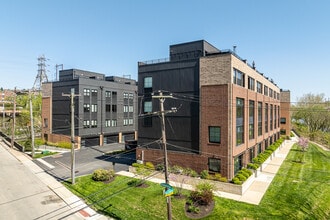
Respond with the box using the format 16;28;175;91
187;205;200;213
219;176;228;182
189;182;214;206
200;170;209;179
145;162;155;170
57;141;71;149
155;163;164;171
184;168;198;177
236;174;247;182
127;179;139;186
171;165;184;174
247;163;259;170
92;169;112;181
232;177;242;185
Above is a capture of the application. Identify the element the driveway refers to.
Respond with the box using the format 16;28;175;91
34;143;136;181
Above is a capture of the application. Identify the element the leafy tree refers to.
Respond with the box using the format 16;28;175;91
292;93;330;140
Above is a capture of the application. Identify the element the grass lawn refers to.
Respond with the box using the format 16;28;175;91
64;143;330;219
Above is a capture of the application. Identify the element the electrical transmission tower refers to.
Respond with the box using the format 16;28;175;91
33;55;49;91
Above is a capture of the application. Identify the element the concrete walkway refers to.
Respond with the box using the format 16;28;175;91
118;138;297;206
1;143;111;220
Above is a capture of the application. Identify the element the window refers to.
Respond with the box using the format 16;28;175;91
236;98;244;145
249;100;255;139
144;77;152;88
209;126;221;143
112;91;117;96
105;119;111;127
264;86;268;96
258;102;262;136
106;104;111;112
44;118;48;128
258;142;262;154
129;106;134;112
233;69;245;87
280;117;286;124
129;93;134;99
91;120;97;128
123;92;129;99
270;104;273;130
83;120;90;128
257;81;263;94
144;101;152;113
112;105;117;112
129;118;134;125
111;119;117;127
83;88;90;96
269;88;273;98
248;77;255;91
84;104;90;112
124;105;129;113
249;147;255;162
265;103;269;133
91;104;97;112
208;158;221;172
123;119;128;126
91;89;98;95
105;91;111;97
234;155;243;174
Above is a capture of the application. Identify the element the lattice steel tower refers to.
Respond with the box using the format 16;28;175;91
33;55;49;90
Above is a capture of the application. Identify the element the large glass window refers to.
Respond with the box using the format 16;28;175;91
84;104;90;112
249;147;255;162
91;104;97;113
270;104;273;130
233;69;245;87
144;77;152;88
208;158;221;172
280;117;286;124
264;86;268;96
258;102;262;136
209;126;221;143
248;77;255;91
257;81;263;94
234;155;243;174
144;101;152;113
249;100;255;139
83;88;90;96
236;98;244;145
265;103;269;133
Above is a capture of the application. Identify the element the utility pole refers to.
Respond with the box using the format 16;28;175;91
11;88;16;149
29;91;35;157
62;88;80;185
152;91;173;220
2;92;4;131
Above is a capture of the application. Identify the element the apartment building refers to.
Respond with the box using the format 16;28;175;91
136;40;289;179
41;69;137;147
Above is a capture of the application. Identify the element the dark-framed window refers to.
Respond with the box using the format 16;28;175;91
257;81;263;94
144;101;152;113
248;77;255;91
258;102;262;136
236;98;244;145
249;100;255;139
208;158;221;172
280;117;286;124
265;103;269;133
84;104;90;112
249;147;255;162
234;154;243;174
233;68;245;87
144;77;152;88
209;126;221;143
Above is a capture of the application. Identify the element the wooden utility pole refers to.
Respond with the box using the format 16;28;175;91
29;91;35;157
11;88;16;148
62;88;80;185
152;91;173;220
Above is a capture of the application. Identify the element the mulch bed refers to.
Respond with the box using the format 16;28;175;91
185;200;215;219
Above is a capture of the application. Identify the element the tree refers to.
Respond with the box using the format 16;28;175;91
292;93;330;140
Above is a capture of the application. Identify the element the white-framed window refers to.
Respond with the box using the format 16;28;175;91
84;104;90;112
129;118;134;125
123;119;129;126
91;104;97;112
83;88;90;96
129;106;134;112
111;119;117;127
91;120;97;128
124;105;129;113
83;120;90;128
105;119;111;127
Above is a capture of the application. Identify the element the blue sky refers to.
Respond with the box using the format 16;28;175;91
0;0;329;102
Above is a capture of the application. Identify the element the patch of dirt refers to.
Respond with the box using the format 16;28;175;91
185;200;215;219
103;176;116;184
136;183;149;188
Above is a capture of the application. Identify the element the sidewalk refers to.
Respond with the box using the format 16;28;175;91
118;138;297;205
4;144;111;220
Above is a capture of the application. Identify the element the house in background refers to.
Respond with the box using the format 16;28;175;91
41;69;137;147
136;40;290;179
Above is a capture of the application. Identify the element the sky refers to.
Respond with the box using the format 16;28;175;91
0;0;329;102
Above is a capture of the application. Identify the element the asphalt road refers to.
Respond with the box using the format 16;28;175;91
34;143;136;181
0;142;83;220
